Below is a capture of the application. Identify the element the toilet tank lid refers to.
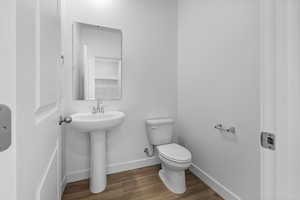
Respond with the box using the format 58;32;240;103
146;118;174;125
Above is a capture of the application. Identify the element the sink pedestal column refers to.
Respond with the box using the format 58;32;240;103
90;131;106;193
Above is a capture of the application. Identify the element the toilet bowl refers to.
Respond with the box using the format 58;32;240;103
157;143;192;194
145;118;192;194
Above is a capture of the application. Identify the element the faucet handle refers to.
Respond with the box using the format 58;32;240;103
100;106;105;113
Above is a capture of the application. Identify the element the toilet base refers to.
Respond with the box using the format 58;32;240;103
158;165;186;194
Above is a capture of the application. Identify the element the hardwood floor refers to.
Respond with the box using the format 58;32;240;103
62;165;223;200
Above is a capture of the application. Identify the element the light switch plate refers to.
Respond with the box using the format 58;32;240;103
0;105;11;152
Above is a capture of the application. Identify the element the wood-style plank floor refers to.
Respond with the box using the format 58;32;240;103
62;165;223;200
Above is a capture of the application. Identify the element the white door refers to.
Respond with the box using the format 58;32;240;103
261;1;300;200
0;1;16;200
16;0;63;199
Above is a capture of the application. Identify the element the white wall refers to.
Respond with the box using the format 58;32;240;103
263;1;300;199
177;1;260;200
0;0;16;199
62;0;177;181
287;1;300;199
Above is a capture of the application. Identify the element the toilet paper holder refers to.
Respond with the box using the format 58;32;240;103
214;124;236;134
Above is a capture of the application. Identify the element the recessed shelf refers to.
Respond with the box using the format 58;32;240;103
95;77;119;81
95;56;121;61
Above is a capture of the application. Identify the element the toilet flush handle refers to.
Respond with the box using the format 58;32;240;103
151;126;158;129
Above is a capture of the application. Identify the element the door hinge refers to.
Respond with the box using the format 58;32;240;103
261;132;275;151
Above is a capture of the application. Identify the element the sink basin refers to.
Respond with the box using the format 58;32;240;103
71;111;125;132
69;111;125;193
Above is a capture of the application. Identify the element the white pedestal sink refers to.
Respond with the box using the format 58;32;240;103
70;111;125;193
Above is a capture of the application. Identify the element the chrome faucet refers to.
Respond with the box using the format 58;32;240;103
92;99;104;114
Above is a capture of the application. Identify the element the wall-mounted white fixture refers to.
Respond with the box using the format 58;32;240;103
69;111;125;193
146;118;192;194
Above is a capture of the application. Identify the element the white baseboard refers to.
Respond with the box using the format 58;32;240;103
65;157;160;184
65;168;89;183
189;163;241;200
107;156;160;174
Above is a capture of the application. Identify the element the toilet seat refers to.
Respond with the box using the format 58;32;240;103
157;143;192;163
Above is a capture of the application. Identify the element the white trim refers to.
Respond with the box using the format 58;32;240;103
259;0;277;199
189;164;241;200
36;143;59;200
107;157;160;174
65;168;89;183
274;0;290;199
64;157;160;184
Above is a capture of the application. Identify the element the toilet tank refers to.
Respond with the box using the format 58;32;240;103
146;118;174;146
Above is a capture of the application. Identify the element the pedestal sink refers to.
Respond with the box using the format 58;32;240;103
70;111;125;193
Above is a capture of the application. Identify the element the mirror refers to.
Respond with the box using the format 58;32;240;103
72;22;122;100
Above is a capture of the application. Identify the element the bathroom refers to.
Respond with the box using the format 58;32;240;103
1;0;300;200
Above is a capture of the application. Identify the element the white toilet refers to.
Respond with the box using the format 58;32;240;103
146;118;192;194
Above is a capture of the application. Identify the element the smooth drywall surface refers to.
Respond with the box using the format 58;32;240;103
0;0;16;199
62;0;177;178
287;1;300;199
177;1;260;199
